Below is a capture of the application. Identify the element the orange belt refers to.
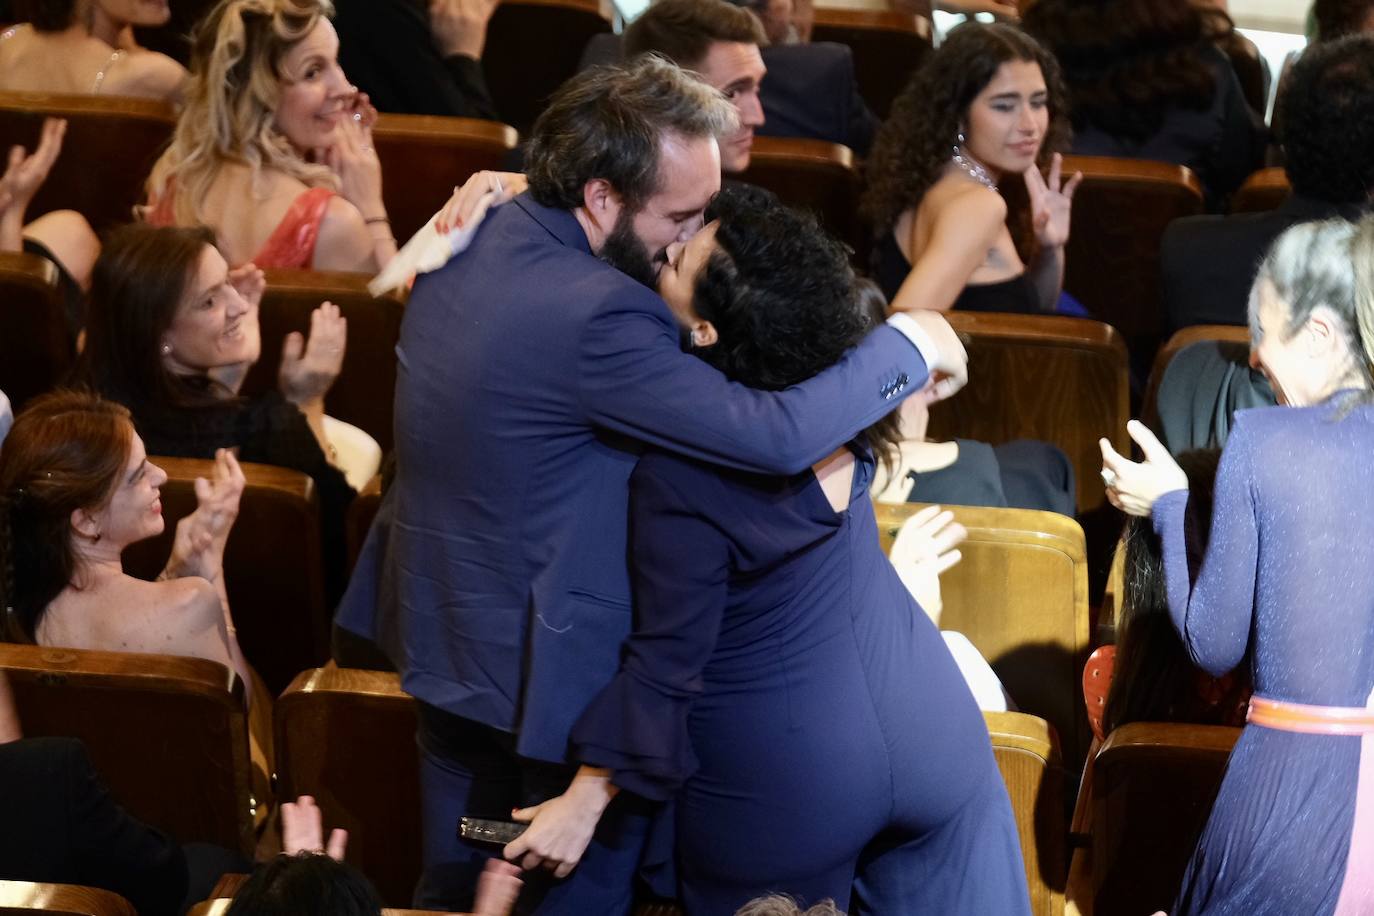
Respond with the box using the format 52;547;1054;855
1248;695;1374;736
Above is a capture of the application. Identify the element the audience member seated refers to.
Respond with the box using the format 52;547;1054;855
0;671;246;916
600;0;878;157
1103;449;1251;735
1023;0;1264;210
0;391;250;691
862;23;1079;315
143;0;398;272
225;797;523;916
71;224;356;600
735;897;843;916
333;0;498;120
1;118;100;338
504;186;1029;914
1162;35;1374;332
856;282;1076;516
0;0;185;101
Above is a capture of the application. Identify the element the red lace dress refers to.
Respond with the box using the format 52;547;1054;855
146;186;335;269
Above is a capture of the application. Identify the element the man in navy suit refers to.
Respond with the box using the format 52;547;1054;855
336;55;965;913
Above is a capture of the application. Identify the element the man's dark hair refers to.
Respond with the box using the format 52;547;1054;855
225;854;382;916
1279;34;1374;203
1313;0;1374;41
624;0;766;69
525;54;736;212
691;185;866;391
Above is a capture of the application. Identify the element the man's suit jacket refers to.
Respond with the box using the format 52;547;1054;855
1161;193;1367;333
336;194;927;762
0;737;188;915
757;43;877;157
576;35;878;157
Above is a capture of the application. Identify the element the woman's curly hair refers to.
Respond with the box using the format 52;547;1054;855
690;185;868;392
861;22;1070;245
1022;0;1233;144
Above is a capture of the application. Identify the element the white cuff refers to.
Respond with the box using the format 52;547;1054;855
885;312;940;375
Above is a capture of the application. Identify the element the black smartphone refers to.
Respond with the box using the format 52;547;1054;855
459;816;528;846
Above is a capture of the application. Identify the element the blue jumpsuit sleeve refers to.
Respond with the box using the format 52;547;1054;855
569;457;731;801
575;301;926;476
1153;414;1260;675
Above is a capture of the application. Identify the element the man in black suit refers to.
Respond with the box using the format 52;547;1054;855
617;0;878;161
1161;35;1374;333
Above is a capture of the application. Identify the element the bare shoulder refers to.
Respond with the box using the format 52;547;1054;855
112;49;187;103
41;575;221;655
935;179;1008;224
314;195;374;271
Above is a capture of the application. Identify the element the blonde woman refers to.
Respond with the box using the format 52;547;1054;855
0;0;186;101
144;0;396;272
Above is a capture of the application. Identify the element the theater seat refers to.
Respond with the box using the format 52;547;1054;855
875;502;1092;768
239;269;407;455
274;667;421;908
0;643;255;857
483;0;613;133
925;311;1130;517
346;475;384;575
1060;155;1205;358
0;91;176;232
372;113;519;243
810;8;931;118
986;711;1067;916
188;899;447;916
739;136;863;257
1230;167;1290;214
0;250;69;411
1082;722;1238;915
0;881;136;916
119;457;328;697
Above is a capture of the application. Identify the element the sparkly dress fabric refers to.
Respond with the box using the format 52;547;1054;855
146;186;334;269
1153;398;1374;915
570;444;1030;915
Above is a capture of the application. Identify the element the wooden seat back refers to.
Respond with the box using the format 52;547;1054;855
241;270;406;454
0;882;136;916
810;8;931;118
372;113;519;243
120;458;327;696
188;902;448;916
274;667;421;908
925;311;1130;516
1088;722;1238;914
1141;324;1252;434
738;136;862;255
0;251;69;411
986;711;1067;916
483;0;613;133
1060;156;1204;351
346;475;384;575
876;502;1092;766
0;643;254;856
0;91;175;231
1230;167;1290;214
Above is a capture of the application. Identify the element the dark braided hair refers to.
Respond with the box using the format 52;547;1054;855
0;390;133;642
689;184;867;392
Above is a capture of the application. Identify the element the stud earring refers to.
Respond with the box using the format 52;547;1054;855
160;343;172;356
956;130;966;147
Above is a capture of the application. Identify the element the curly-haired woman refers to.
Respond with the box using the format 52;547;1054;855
863;23;1080;316
1023;0;1264;208
143;0;396;272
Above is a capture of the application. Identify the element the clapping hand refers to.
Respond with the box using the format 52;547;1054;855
281;795;348;860
890;505;966;625
1025;152;1082;250
1099;420;1189;517
167;449;245;583
279;302;346;407
473;859;522;916
430;0;500;59
0;117;65;220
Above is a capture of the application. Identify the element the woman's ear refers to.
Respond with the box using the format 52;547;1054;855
69;506;100;542
1304;306;1340;358
690;321;718;348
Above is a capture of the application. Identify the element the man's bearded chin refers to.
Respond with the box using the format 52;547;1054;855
599;206;668;290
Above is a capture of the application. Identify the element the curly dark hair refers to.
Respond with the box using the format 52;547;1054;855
226;853;382;916
1022;0;1232;144
1279;34;1374;202
1313;0;1374;41
690;185;868;392
861;22;1070;243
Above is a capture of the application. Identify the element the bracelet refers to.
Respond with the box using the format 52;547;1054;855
364;216;389;226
